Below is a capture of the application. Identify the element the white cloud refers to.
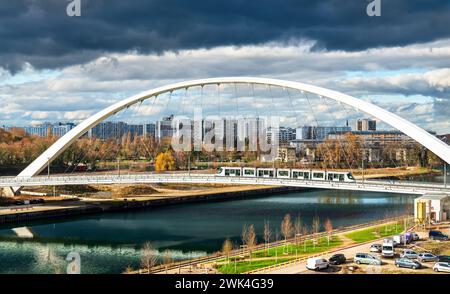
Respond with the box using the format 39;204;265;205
1;39;449;132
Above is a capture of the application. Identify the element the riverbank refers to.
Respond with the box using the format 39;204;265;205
0;185;306;225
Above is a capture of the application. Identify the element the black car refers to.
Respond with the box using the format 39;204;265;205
329;254;346;265
438;255;450;262
429;230;449;241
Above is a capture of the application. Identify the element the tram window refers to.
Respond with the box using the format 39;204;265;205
313;172;324;178
225;170;230;176
328;174;334;180
269;171;274;177
339;174;344;181
245;169;254;175
236;169;241;176
278;171;289;176
258;170;264;176
293;172;299;178
305;172;309;179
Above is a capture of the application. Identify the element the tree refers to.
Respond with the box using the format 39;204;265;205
324;218;333;245
294;214;302;245
222;238;233;263
311;215;321;247
263;220;271;254
245;224;257;264
163;249;173;274
281;214;293;253
140;242;158;274
155;150;176;171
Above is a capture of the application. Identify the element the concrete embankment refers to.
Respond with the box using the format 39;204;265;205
0;186;306;225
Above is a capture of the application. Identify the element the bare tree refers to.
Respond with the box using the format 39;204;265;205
245;224;257;264
324;218;333;245
140;242;158;274
241;224;248;257
263;220;271;254
163;249;173;274
311;215;321;248
281;214;293;253
222;238;233;263
294;214;302;245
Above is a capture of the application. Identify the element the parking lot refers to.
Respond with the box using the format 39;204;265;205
267;226;450;274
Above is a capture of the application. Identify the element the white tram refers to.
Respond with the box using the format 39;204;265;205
216;167;355;182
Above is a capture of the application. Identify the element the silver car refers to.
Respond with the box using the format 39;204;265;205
418;252;438;262
354;253;382;265
433;262;450;273
400;249;418;259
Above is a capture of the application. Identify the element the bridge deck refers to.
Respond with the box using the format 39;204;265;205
1;174;449;195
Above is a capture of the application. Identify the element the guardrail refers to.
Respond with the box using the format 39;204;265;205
143;215;413;274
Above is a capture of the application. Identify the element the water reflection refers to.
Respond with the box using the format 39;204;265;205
0;189;414;273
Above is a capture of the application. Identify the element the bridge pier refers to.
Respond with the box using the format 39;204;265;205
1;187;17;198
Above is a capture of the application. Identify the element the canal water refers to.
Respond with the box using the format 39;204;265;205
0;189;414;274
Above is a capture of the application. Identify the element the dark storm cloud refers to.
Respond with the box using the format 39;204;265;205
1;0;450;73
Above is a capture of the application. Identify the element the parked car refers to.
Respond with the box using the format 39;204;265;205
393;234;406;246
381;238;395;258
418;252;439;262
329;254;346;265
411;232;420;241
13;200;25;205
433;262;450;273
306;257;329;271
354;253;382;265
400;249;418;259
370;244;382;253
429;230;449;241
438;255;450;263
395;258;422;270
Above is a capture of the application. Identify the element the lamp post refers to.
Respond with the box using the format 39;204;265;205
444;162;447;188
47;157;50;178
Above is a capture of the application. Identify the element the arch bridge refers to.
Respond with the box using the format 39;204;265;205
2;77;450;196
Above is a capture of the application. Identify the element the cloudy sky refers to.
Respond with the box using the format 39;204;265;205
1;0;450;134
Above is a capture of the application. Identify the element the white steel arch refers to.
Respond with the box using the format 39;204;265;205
14;77;450;190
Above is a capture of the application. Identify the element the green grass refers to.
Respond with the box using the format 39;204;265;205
217;258;292;274
344;222;405;243
253;236;343;258
216;236;342;274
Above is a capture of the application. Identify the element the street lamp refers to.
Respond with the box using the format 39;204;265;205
47;157;51;178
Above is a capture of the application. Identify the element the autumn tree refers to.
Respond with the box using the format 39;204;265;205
155;150;176;171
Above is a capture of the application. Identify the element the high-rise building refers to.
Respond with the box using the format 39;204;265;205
296;126;351;141
156;115;174;141
355;119;376;131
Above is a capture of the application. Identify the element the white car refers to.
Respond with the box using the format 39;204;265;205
306;257;329;271
433;262;450;273
400;249;418;259
370;244;382;253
